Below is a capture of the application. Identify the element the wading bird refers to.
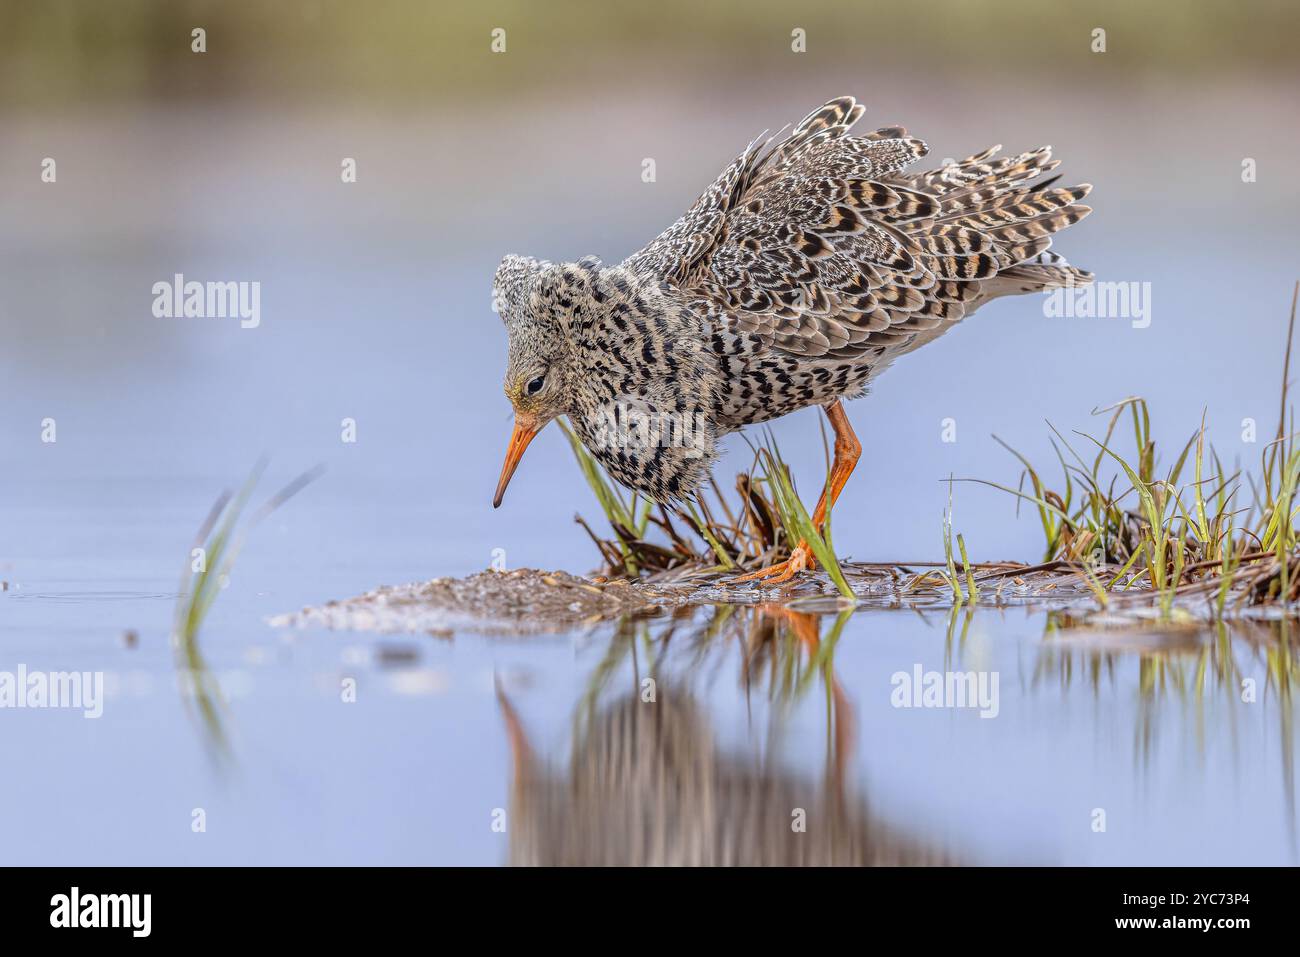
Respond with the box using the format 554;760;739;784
493;96;1091;581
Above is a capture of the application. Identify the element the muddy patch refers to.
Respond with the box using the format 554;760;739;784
268;568;680;635
269;562;1107;636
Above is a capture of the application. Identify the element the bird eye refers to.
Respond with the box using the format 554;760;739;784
526;374;546;396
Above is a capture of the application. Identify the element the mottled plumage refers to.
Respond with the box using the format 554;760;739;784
494;96;1092;507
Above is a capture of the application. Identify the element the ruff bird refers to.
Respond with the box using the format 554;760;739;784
493;96;1092;581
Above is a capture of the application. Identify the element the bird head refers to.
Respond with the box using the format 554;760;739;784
491;254;599;507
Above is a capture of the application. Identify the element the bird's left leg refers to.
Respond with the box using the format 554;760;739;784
730;400;862;584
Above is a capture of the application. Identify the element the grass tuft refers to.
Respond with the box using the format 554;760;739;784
963;282;1300;618
753;432;854;599
173;462;323;757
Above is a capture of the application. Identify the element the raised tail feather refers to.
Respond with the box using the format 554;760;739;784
623;96;1093;363
881;143;1093;307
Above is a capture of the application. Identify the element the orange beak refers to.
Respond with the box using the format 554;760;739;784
493;413;544;508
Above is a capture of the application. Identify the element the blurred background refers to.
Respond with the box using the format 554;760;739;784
1;1;1298;865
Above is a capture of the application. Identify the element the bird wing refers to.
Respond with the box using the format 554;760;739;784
622;96;1092;361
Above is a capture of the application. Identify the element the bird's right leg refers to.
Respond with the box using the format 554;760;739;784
729;401;862;584
806;400;862;534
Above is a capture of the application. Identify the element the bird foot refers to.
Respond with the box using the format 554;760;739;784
728;542;816;585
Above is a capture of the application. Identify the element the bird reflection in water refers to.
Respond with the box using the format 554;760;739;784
496;604;955;866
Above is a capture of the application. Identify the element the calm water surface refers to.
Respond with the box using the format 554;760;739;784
1;482;1294;865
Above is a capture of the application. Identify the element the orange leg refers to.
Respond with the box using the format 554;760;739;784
730;400;862;584
808;400;863;531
